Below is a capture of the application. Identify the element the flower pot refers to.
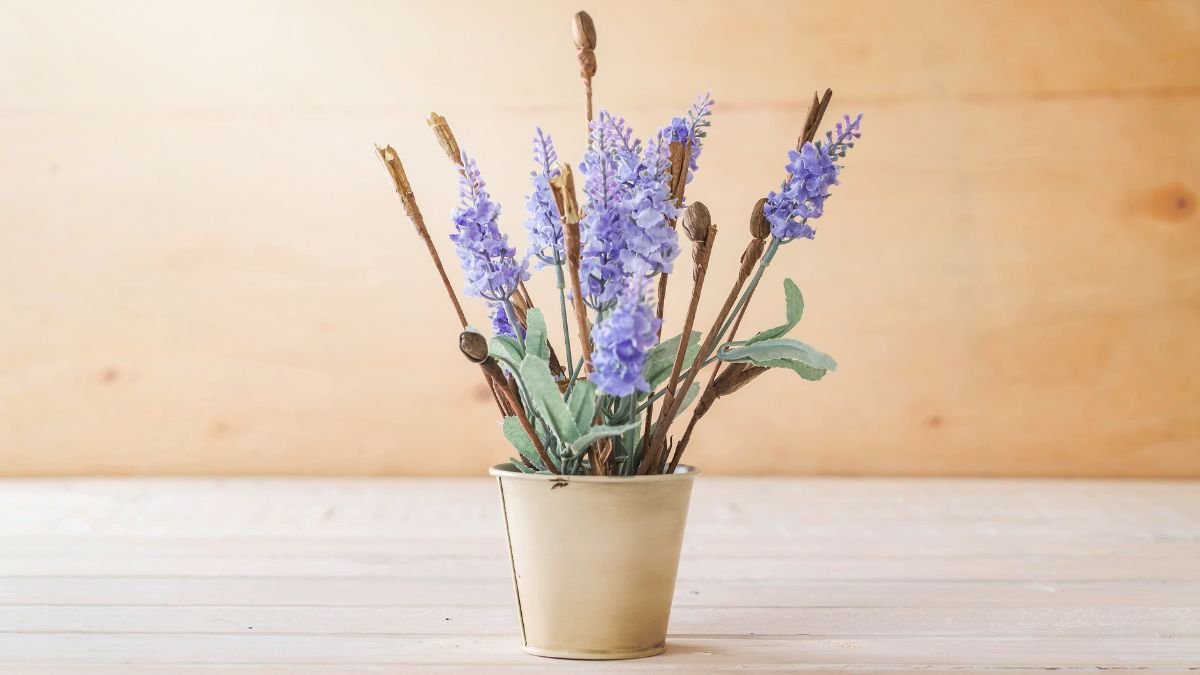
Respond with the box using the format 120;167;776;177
489;463;698;659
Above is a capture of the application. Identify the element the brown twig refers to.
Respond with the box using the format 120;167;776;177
641;234;765;473
573;11;597;123
653;139;693;338
646;205;715;472
460;332;560;474
664;203;715;409
549;164;592;373
375;145;469;328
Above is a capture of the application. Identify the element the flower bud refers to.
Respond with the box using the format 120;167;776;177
459;331;489;364
682;202;711;243
749;197;770;240
572;11;597;50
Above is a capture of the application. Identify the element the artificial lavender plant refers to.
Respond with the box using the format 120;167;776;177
377;11;864;476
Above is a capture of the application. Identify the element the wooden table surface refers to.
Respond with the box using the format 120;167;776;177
1;478;1198;672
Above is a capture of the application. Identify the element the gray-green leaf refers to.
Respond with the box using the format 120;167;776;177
746;279;804;345
524;308;549;362
502;416;544;470
645;331;701;390
489;336;524;370
519;355;580;443
717;337;836;380
508;457;536;473
567;379;598;431
569;420;643;456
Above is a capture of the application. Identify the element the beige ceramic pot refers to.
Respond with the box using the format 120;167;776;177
489;463;698;659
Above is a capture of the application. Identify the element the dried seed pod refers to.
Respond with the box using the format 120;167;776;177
682;202;711;243
572;11;597;51
749;197;770;240
459;331;489;364
712;362;768;397
577;48;597;78
426;113;462;165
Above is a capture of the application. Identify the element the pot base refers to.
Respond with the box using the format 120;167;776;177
521;643;666;660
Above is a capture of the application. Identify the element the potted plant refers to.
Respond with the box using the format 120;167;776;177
376;10;863;660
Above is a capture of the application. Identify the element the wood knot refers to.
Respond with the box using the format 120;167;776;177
1144;183;1195;222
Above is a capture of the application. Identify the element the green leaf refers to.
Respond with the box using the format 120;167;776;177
675;382;701;417
567;379;598;431
524;308;549;362
489;336;524;370
644;331;701;390
502;416;544;470
717;338;837;379
758;358;828;381
569;420;643;456
519;355;580;443
746;279;804;345
508;458;536;473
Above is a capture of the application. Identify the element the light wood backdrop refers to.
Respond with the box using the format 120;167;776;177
1;0;1197;477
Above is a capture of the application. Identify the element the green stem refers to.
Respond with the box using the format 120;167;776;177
502;299;525;348
621;394;638;475
714;237;780;346
554;261;574;375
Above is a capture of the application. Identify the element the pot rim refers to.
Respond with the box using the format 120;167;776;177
489;463;699;482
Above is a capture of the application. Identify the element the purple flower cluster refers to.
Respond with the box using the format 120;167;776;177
489;302;516;338
763;113;863;242
590;277;661;397
449;152;529;301
578;113;628;310
524;128;564;267
614;118;680;277
571;97;715;307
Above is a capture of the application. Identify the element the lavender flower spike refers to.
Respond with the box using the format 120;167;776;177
449;151;529;301
590;275;661;397
617;127;680;276
578;111;628;310
524;128;564;267
763;113;863;242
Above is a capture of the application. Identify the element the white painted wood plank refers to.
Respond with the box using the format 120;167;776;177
0;634;1195;668
2;577;1197;608
1;479;1195;538
6;531;1198;557
3;552;1197;581
3;605;1197;638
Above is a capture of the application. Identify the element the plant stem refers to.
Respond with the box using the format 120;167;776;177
715;238;779;345
502;299;525;346
554;261;574;373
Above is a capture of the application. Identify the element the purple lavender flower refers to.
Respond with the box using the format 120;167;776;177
590;277;661;397
617;128;680;275
524;128;564;267
763;113;863;242
449;151;529;301
578;111;628;310
489;302;515;338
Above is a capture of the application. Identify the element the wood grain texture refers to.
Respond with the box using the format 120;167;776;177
0;477;1197;671
0;1;1198;476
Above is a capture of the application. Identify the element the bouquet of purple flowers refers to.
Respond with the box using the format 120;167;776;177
377;11;862;476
